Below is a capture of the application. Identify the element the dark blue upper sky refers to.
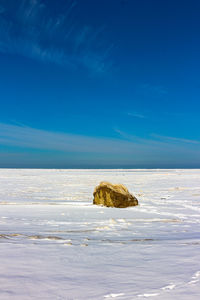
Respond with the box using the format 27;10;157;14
0;0;200;168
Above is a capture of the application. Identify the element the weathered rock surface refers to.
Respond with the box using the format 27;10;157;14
93;181;138;208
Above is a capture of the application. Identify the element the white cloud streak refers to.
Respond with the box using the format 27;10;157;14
0;123;143;155
151;134;200;145
127;112;146;119
0;0;113;74
0;123;200;166
140;84;168;96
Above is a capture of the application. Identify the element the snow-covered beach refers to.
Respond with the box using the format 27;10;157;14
0;169;200;299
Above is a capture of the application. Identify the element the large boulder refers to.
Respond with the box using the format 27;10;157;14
93;181;138;208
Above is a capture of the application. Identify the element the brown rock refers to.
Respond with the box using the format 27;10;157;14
93;181;138;208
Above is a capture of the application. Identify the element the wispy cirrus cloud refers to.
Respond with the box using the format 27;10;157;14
151;134;200;145
0;122;142;155
127;112;146;119
140;83;168;97
0;123;200;167
115;128;200;147
0;0;113;74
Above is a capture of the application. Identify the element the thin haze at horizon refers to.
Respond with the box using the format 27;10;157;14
0;0;200;168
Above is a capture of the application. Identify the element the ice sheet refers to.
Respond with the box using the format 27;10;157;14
0;169;200;299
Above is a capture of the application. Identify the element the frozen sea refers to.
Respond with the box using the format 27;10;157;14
0;169;200;300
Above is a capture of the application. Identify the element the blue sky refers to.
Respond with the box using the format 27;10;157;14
0;0;200;168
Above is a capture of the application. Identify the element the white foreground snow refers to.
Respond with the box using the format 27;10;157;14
0;169;200;299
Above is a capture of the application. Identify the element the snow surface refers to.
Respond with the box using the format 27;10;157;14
0;169;200;299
